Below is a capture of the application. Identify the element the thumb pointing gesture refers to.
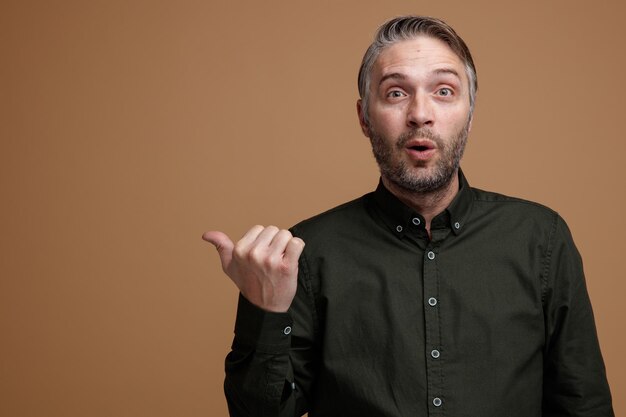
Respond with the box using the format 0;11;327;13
202;225;305;312
202;231;234;272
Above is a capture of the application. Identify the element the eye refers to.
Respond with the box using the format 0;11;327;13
437;88;453;97
387;90;406;98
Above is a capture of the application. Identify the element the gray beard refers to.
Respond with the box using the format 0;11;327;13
369;122;470;193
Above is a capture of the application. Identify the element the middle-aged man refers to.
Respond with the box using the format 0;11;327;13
204;16;614;417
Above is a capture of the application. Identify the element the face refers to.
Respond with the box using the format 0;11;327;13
358;36;472;193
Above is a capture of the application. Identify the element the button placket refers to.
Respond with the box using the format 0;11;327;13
423;245;444;414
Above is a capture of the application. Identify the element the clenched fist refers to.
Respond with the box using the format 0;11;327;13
202;225;305;313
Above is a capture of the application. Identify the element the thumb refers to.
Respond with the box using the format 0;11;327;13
202;231;234;271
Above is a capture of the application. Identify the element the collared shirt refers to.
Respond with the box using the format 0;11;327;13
224;171;613;417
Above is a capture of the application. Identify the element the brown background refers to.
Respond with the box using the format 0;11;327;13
1;0;625;415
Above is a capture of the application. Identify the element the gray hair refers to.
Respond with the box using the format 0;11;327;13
358;16;478;124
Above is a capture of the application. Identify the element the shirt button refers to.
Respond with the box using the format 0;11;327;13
433;397;442;407
283;326;292;335
428;297;437;306
427;251;435;260
431;349;440;359
454;221;461;229
396;225;403;232
412;217;421;226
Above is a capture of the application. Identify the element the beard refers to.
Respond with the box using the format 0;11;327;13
369;120;470;193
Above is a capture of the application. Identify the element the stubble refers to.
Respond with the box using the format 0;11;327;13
369;121;470;194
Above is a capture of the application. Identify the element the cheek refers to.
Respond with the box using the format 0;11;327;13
369;108;405;134
439;107;470;131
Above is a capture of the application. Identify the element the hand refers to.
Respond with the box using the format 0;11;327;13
202;225;305;313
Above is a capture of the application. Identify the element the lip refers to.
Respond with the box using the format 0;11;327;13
404;139;437;161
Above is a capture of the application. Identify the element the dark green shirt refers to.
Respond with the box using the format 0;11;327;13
224;171;613;417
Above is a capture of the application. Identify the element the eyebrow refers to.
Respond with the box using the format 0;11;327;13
378;73;406;86
433;68;461;79
378;68;461;87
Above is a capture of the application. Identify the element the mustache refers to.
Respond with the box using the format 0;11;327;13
396;128;443;148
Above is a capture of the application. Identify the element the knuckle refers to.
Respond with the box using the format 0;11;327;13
265;225;279;234
232;244;246;260
262;256;275;270
248;245;265;262
277;229;293;239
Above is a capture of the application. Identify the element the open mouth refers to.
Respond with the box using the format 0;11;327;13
410;145;431;152
404;139;436;161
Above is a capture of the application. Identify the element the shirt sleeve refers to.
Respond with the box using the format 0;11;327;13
541;214;614;416
224;252;318;417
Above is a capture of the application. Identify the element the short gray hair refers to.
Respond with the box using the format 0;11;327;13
358;16;478;124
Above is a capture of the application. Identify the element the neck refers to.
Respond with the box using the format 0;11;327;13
382;171;460;236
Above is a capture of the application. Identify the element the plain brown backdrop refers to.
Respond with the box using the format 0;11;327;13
1;0;624;416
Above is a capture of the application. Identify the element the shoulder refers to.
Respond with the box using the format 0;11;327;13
290;193;374;242
465;187;572;249
470;186;560;222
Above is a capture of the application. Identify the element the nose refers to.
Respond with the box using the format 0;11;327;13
406;92;433;128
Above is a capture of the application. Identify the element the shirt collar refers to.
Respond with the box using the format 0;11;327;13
371;168;474;238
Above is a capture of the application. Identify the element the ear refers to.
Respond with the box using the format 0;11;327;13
356;99;371;137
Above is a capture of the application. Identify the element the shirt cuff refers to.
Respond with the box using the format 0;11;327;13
233;293;293;353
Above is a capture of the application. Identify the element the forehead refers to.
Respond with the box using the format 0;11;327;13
373;36;466;82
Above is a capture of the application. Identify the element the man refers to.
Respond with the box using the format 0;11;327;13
203;16;613;417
